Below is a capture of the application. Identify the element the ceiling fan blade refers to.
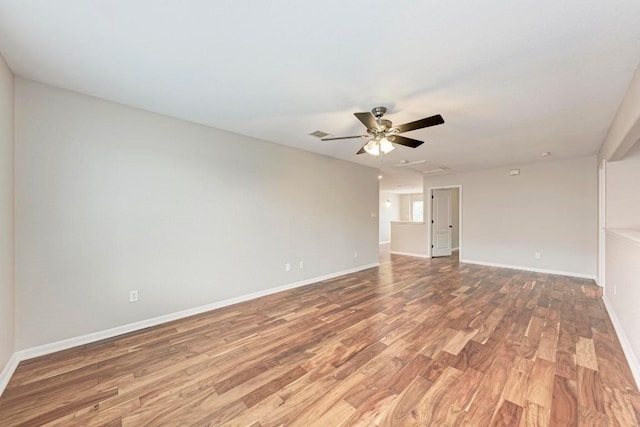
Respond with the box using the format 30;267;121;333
354;112;381;131
395;114;444;133
321;135;368;141
390;135;425;148
356;144;367;154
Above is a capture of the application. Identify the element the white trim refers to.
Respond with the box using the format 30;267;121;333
0;353;19;397
378;240;390;245
603;295;640;389
598;159;606;287
390;251;431;259
5;262;379;382
452;247;460;251
460;259;597;281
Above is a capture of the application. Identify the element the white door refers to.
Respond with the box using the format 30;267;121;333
432;189;452;257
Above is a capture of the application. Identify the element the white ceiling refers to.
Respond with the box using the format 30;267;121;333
1;1;640;192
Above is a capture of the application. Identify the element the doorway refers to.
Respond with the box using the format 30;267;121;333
428;186;462;258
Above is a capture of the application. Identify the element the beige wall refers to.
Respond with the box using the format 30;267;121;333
14;79;379;350
379;192;400;243
399;194;411;221
605;230;640;385
424;156;598;276
390;223;429;257
606;142;640;229
603;140;640;378
599;62;640;386
0;55;14;375
399;193;423;222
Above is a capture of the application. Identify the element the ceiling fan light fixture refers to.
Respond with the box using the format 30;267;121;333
364;140;380;156
379;137;395;154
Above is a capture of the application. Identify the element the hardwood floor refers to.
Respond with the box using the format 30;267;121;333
1;251;638;426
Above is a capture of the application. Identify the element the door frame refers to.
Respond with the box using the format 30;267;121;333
427;185;463;259
598;159;606;288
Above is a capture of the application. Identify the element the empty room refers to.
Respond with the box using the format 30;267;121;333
1;1;640;426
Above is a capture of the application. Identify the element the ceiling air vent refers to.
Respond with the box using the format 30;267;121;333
309;130;330;139
393;160;449;174
422;166;450;174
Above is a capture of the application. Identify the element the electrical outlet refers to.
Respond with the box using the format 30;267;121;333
354;251;358;259
285;263;291;272
535;252;541;259
129;290;138;302
299;261;304;269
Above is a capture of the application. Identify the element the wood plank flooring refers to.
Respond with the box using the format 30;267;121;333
1;251;638;426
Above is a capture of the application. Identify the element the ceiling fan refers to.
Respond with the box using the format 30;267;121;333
322;106;444;155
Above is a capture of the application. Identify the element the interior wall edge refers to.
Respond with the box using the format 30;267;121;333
0;353;19;398
0;48;16;391
599;62;640;162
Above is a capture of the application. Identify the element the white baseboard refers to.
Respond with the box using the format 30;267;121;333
0;353;19;397
1;262;379;396
379;241;390;245
390;251;431;259
602;295;640;389
460;259;597;281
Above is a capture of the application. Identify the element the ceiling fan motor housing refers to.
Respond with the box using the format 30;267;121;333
379;119;392;131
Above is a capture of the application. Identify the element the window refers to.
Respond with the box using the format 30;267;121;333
412;200;424;222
